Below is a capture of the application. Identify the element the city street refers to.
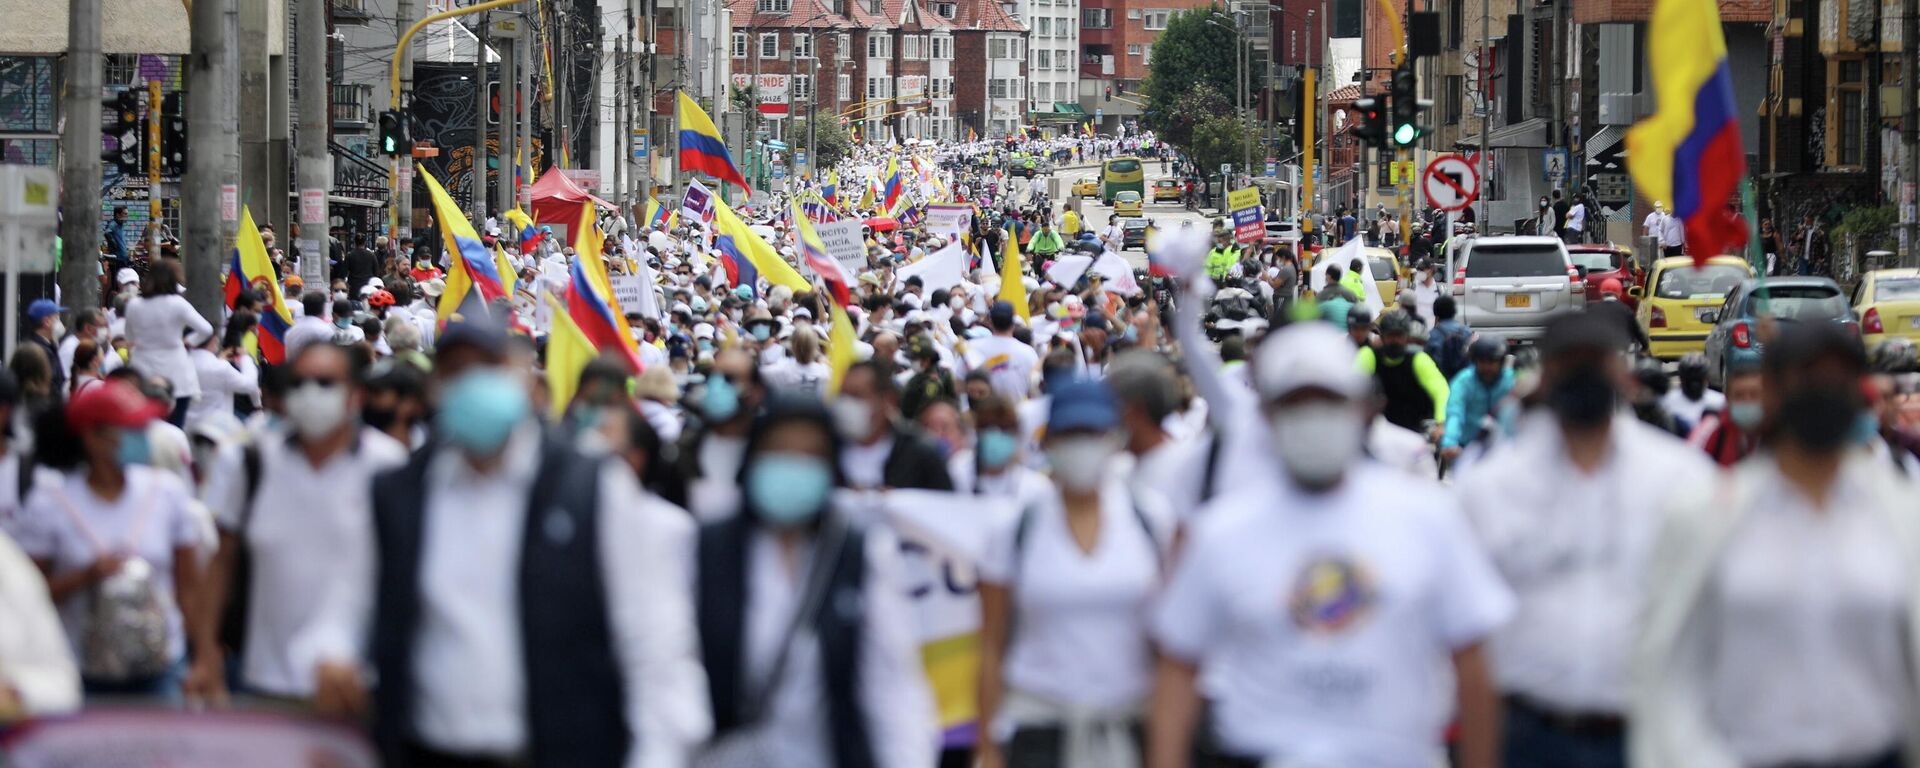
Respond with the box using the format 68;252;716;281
1051;163;1221;270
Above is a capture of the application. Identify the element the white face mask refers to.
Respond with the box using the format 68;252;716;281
1046;435;1117;492
831;397;875;441
1268;402;1365;489
284;381;350;439
49;319;65;339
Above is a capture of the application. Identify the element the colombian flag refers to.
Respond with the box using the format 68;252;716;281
565;206;645;372
882;157;904;214
223;205;294;364
677;91;750;193
1625;0;1747;265
791;199;854;307
645;197;676;229
714;197;811;296
822;171;840;208
421;167;510;324
504;207;541;252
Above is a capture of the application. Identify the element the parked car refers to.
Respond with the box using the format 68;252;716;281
1074;177;1100;198
1704;276;1858;385
1567;243;1641;308
1852;268;1920;352
1452;236;1583;342
1113;190;1144;217
1121;217;1152;250
1152;178;1182;202
1632;255;1753;359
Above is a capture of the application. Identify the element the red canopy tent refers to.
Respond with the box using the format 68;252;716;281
529;170;620;242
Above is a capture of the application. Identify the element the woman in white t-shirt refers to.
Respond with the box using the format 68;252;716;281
123;260;214;427
12;381;209;701
976;379;1171;768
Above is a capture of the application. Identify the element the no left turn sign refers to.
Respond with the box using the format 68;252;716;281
1422;155;1481;212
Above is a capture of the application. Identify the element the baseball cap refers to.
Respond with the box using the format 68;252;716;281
1254;323;1369;401
989;300;1016;327
66;380;166;432
1047;378;1119;433
27;298;64;323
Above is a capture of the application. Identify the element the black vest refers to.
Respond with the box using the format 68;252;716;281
369;436;629;768
1374;353;1434;433
696;515;875;768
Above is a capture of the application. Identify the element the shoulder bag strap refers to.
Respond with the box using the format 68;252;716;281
49;475;154;557
739;512;854;725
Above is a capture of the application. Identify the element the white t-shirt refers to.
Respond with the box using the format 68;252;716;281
1153;462;1515;766
1661;387;1725;431
968;334;1039;400
978;476;1173;717
13;467;203;663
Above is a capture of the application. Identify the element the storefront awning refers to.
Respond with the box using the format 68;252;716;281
1052;102;1088;116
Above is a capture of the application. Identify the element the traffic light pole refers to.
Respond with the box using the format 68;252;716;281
185;0;237;322
296;0;330;288
59;0;104;313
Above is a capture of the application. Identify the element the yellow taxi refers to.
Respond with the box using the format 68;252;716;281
1074;177;1100;198
1854;268;1920;351
1632;255;1754;359
1363;247;1404;304
1152;178;1182;202
1113;190;1143;217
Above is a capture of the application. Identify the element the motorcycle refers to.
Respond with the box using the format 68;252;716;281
1204;285;1268;342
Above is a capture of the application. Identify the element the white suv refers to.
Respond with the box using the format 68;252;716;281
1452;236;1585;341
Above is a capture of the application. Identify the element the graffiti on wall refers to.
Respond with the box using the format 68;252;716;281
410;63;546;214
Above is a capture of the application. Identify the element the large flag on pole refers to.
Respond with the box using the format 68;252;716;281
997;227;1028;320
421;166;510;324
1625;0;1748;265
224;205;294;364
791;199;855;306
677;91;750;193
543;293;598;419
714;197;811;293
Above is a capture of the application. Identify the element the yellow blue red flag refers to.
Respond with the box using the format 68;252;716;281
1625;0;1747;264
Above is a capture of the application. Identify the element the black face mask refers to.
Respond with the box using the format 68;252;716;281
1549;363;1616;428
1376;342;1405;360
362;404;399;431
1778;386;1857;452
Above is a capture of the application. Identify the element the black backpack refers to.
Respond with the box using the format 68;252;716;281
1430;323;1472;381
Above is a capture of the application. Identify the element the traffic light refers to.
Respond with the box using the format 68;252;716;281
378;110;411;155
1351;96;1388;151
101;90;144;176
1389;65;1428;147
158;91;187;176
1104;86;1112;102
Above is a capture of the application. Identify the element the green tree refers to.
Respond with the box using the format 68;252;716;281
1142;6;1238;138
1158;83;1233;151
1188;115;1258;178
791;117;854;169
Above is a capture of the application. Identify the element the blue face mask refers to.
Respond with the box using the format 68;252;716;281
1854;411;1882;445
116;428;152;467
1728;402;1764;431
747;454;833;526
703;375;741;422
751;325;773;342
437;369;529;456
977;429;1018;468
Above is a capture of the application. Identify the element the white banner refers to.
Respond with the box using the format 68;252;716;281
895;241;969;293
815;219;868;277
730;73;792;117
608;273;654;317
681;179;716;225
925;203;973;236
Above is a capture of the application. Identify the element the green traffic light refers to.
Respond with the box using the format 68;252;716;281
1394;123;1418;146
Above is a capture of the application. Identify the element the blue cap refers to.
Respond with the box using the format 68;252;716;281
27;298;64;323
1047;378;1118;433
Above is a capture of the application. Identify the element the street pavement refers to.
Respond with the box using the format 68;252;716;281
1053;166;1219;270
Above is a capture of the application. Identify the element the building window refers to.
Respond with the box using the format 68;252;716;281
793;33;814;58
1083;8;1111;27
1126;43;1142;56
1142;9;1170;29
105;54;140;84
759;33;780;58
868;34;891;58
1448;0;1463;47
1041;17;1056;35
732;31;748;58
1446;74;1463;122
990;78;1017;98
1127;8;1141;18
837;33;850;54
756;0;791;11
989;37;1009;59
932;35;953;59
839;74;852;100
1034;49;1052;68
904;34;929;59
794;74;813;99
935;1;956;17
1830;58;1866;168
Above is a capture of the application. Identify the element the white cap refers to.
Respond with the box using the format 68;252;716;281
116;268;139;285
793;307;813;321
901;292;923;309
367;276;384;289
1253;323;1368;401
693;323;716;340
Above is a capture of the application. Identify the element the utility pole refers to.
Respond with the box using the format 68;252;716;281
395;0;415;245
58;0;103;313
520;16;533;206
296;0;330;288
498;30;516;213
474;14;490;222
184;0;235;321
617;32;629;213
1477;0;1490;227
638;0;655;202
1904;0;1918;264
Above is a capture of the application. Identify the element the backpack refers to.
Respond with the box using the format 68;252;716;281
51;486;171;682
1430;321;1472;380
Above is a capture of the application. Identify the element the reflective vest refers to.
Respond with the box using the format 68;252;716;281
1206;246;1241;280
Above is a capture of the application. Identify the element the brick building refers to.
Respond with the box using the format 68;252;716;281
1078;0;1212;133
950;0;1030;137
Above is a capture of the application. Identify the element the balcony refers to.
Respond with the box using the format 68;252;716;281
332;83;374;130
331;0;375;24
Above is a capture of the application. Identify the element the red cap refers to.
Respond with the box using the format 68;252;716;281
66;381;165;433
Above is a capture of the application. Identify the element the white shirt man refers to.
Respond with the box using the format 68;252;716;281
1643;207;1668;241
